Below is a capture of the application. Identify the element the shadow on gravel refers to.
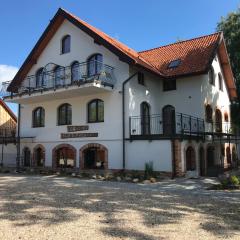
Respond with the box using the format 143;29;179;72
0;174;239;239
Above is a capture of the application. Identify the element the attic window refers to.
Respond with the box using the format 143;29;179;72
168;59;181;69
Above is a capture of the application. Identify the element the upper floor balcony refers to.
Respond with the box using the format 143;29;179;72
3;60;116;104
129;112;238;141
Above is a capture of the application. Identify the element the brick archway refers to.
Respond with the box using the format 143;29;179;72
79;143;108;170
33;144;45;167
52;144;76;168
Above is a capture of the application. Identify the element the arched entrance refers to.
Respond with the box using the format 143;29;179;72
23;147;31;167
80;143;108;170
186;146;196;171
162;105;175;136
215;109;222;133
52;144;76;168
206;146;217;176
33;145;45;167
199;146;205;176
140;102;150;135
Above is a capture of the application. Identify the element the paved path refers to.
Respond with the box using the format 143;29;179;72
0;174;239;240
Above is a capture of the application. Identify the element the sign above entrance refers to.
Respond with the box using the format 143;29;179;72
61;132;98;139
67;125;89;132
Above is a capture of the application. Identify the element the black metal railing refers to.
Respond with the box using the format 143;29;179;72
2;60;116;97
129;112;240;139
130;113;205;137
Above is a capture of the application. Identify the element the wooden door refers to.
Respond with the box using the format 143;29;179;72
163;105;175;136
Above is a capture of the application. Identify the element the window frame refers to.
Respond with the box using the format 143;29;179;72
163;78;176;91
32;107;45;128
57;103;72;126
88;99;104;123
61;35;71;54
138;72;145;86
87;54;103;77
205;104;213;123
218;73;223;91
71;61;79;82
209;66;215;86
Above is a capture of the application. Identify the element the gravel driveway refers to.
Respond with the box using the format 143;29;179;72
0;174;239;240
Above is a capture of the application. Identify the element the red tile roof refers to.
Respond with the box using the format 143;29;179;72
7;8;236;99
139;33;221;77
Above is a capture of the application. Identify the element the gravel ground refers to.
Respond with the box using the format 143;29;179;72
0;174;239;240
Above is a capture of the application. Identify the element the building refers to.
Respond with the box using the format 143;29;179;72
0;99;17;166
3;8;239;176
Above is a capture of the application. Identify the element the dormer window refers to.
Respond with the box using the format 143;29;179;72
168;59;181;69
138;72;145;85
61;35;71;54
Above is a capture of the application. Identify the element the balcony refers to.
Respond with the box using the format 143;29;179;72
129;113;205;140
3;61;116;103
129;113;239;141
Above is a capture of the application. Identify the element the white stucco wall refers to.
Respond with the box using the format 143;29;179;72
125;140;172;172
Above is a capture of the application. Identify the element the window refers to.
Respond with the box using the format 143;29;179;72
215;109;222;133
224;112;229;122
138;72;145;85
54;66;65;87
186;146;196;171
163;79;176;91
56;147;75;168
71;61;79;82
168;59;181;69
205;104;213;122
32;107;45;128
218;73;223;91
209;66;215;85
57;103;72;125
87;54;103;77
61;35;71;54
36;68;46;88
88;99;104;123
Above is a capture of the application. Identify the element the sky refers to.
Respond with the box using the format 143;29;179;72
0;0;239;115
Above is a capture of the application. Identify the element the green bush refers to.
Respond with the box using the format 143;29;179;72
230;175;240;186
144;161;154;179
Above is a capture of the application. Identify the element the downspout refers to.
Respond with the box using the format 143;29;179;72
16;104;21;171
122;72;138;170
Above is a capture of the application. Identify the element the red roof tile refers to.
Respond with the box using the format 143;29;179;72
139;33;221;77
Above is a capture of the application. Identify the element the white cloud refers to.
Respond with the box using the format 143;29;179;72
0;64;18;84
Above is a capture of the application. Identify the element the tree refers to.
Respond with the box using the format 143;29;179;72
217;8;240;125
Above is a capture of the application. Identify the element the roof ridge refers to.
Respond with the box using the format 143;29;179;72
138;32;222;54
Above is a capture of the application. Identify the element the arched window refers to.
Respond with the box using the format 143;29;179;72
61;35;71;54
87;54;103;77
71;61;79;82
218;73;223;91
54;66;64;87
88;99;104;123
186;146;196;171
57;103;72;125
215;109;222;132
209;66;215;85
56;146;75;168
34;146;45;167
205;104;213;123
32;107;45;128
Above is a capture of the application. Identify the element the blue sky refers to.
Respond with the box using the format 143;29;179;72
0;0;239;115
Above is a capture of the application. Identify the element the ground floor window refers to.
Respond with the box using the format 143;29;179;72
53;144;76;169
80;143;108;170
34;146;45;167
186;146;196;171
23;147;31;167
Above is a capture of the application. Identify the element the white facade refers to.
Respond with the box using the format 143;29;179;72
5;14;237;176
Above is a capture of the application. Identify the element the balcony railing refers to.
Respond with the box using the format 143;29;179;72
130;113;205;137
129;113;239;139
2;61;116;97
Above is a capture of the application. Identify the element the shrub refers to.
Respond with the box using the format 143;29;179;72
230;175;240;186
144;161;154;179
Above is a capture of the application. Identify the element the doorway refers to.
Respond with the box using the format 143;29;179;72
162;105;175;136
140;102;150;135
199;147;205;176
23;147;31;167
